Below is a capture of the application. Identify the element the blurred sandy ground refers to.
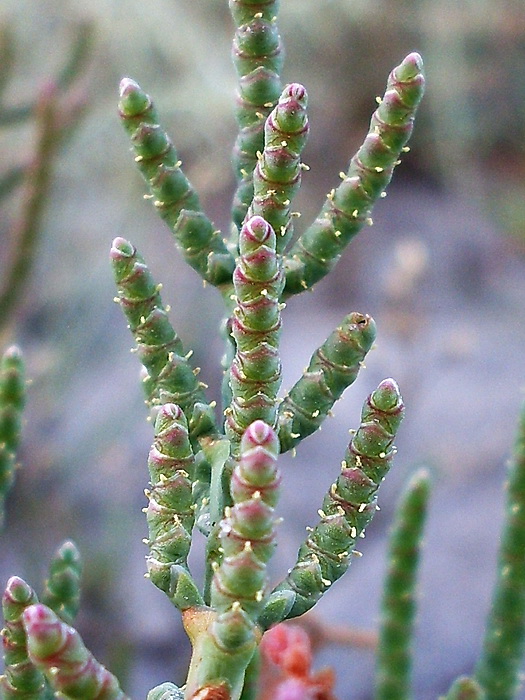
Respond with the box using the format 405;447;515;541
1;1;525;698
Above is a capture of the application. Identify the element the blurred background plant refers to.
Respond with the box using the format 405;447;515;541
1;0;525;698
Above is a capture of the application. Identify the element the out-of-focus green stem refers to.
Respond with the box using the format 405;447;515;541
474;401;525;700
374;469;431;700
0;346;25;529
41;540;82;625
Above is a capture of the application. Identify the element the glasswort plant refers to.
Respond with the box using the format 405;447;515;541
1;2;525;700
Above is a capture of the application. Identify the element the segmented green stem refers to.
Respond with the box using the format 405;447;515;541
183;604;257;700
277;312;377;453
374;469;431;700
229;0;284;234
474;400;525;700
262;378;404;626
225;216;284;455
0;576;47;699
283;52;425;296
118;79;235;288
0;346;25;528
210;420;280;621
444;677;486;700
144;404;203;609
248;83;309;253
41;540;82;625
23;604;128;699
110;237;217;437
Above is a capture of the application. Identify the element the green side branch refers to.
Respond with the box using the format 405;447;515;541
41;540;82;626
110;237;218;438
0;346;25;529
0;576;47;699
210;420;281;622
225;216;284;455
277;312;377;453
374;469;431;700
229;0;284;236
261;378;404;627
474;400;525;700
248;83;309;253
118;79;235;288
144;403;203;609
283;52;425;296
22;604;128;700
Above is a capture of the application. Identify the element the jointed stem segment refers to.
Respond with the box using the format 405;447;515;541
225;216;284;454
264;378;404;625
248;83;309;253
229;0;284;236
283;52;425;296
277;312;377;453
118;79;235;288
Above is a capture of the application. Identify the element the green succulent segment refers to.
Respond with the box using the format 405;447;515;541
0;576;47;699
23;604;128;700
210;421;280;622
374;469;430;700
118;78;234;287
278;312;377;453
229;0;284;234
185;605;258;700
0;346;25;527
283;52;425;296
262;378;404;626
248;83;309;253
474;400;525;700
225;216;284;454
444;677;486;700
110;237;218;437
145;404;200;602
41;540;82;625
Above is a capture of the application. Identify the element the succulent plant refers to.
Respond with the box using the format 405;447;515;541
1;2;525;700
